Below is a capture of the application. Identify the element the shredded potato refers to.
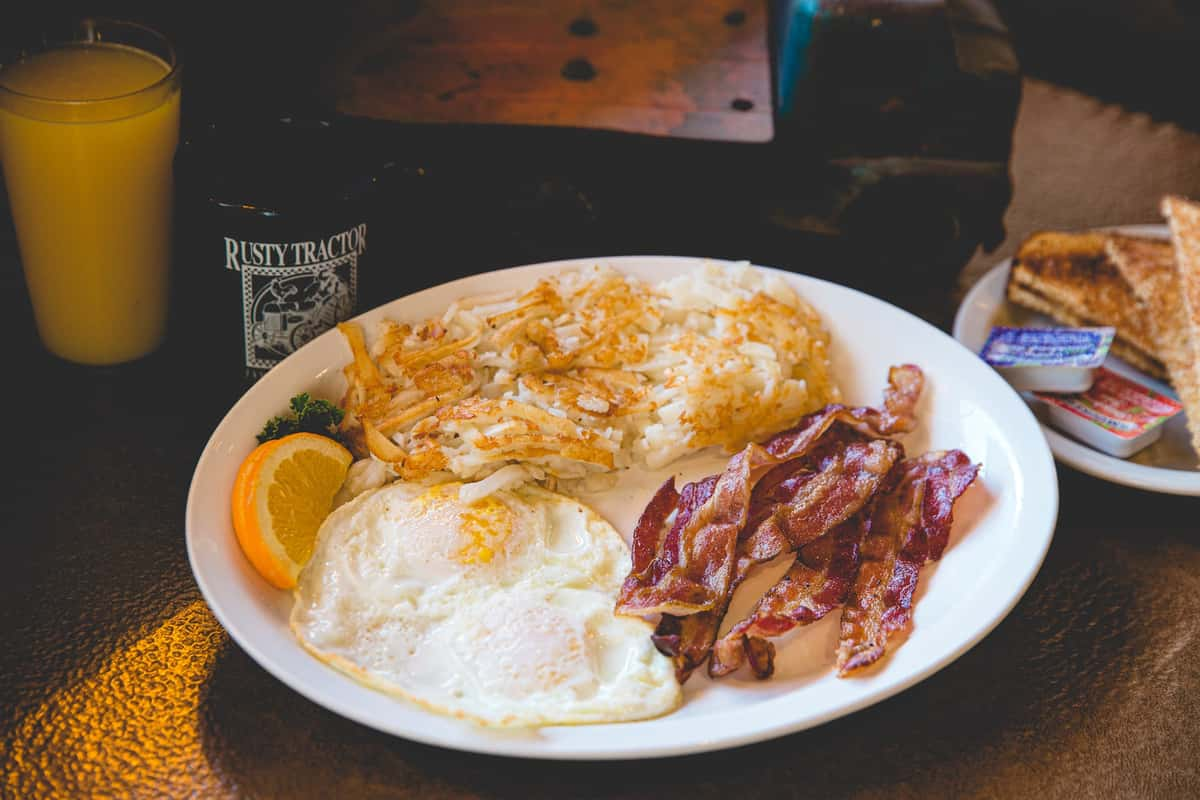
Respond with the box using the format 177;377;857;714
337;263;839;488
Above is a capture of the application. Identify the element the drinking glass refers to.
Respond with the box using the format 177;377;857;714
0;19;181;365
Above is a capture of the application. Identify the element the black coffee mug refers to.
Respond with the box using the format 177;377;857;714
176;115;395;381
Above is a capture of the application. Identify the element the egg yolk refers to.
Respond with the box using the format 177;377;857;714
457;496;513;564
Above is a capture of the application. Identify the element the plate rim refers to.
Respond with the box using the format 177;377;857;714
187;254;1060;759
952;224;1200;496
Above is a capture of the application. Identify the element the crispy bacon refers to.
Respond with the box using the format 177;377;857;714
648;462;814;676
615;365;967;684
652;437;901;682
625;479;679;579
650;475;719;584
617;367;922;620
922;451;981;561
744;459;814;534
836;450;978;676
762;364;923;460
710;512;869;678
735;435;899;571
702;438;898;678
615;445;779;616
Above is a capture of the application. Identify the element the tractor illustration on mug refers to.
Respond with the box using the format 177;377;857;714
248;264;353;360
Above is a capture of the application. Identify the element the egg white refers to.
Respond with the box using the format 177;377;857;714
290;482;681;727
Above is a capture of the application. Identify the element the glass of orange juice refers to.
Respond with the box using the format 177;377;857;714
0;19;181;365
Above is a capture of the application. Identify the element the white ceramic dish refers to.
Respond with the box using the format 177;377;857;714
953;224;1200;495
188;256;1059;760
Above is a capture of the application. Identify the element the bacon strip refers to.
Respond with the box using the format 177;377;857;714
735;434;897;571
654;437;901;682
836;450;979;676
703;437;899;678
922;451;980;561
762;364;923;460
615;446;776;616
647;459;819;677
649;476;719;584
622;478;680;591
616;366;932;683
710;512;869;678
617;367;922;620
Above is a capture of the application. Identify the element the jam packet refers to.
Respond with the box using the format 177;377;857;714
1035;368;1183;458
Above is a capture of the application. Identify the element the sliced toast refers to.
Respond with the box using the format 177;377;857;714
1006;231;1167;379
1160;197;1200;457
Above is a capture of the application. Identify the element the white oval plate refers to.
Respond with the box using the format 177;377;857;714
188;256;1058;760
953;225;1200;496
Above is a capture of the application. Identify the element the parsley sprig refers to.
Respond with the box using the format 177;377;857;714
257;393;346;444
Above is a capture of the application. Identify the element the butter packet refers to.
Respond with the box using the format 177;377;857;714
981;326;1114;392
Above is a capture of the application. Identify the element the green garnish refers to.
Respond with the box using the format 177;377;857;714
257;393;346;444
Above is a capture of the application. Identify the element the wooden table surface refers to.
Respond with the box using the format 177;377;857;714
322;0;774;142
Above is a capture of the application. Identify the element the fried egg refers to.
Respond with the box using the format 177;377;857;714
290;481;681;727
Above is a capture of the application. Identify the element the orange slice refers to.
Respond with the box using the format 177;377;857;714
231;432;353;589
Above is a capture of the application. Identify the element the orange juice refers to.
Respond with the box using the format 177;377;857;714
0;38;180;365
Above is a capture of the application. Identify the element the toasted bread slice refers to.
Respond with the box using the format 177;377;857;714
1160;197;1200;457
1006;231;1166;379
1107;233;1200;458
1005;283;1164;376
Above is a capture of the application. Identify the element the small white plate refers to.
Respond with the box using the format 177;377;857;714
953;224;1200;496
188;256;1059;759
